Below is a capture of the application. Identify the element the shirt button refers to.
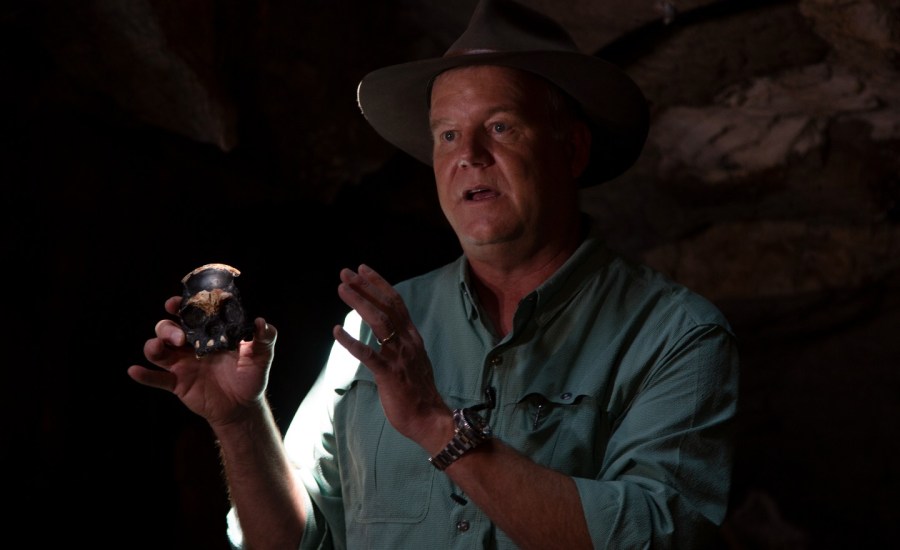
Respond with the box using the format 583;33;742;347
490;355;503;366
457;520;470;532
560;392;572;400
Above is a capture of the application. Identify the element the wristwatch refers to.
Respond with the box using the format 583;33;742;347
428;407;493;470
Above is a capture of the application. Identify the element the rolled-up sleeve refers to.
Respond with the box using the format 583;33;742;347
575;323;739;549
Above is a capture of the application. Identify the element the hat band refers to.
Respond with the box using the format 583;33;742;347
445;48;498;58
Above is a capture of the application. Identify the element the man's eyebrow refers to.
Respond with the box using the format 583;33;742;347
429;106;520;131
429;117;451;132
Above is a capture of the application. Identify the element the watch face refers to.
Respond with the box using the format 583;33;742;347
463;408;491;437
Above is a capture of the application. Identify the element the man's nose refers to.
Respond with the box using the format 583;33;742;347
458;132;491;168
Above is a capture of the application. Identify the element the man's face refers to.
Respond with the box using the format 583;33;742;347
429;65;587;253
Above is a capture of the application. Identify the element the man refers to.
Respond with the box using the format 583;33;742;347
128;0;739;548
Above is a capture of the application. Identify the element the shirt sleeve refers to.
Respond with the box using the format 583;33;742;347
574;323;739;549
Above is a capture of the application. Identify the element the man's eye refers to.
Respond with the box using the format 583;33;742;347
442;131;456;142
492;122;508;133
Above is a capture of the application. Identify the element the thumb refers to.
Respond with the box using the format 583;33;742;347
251;317;277;349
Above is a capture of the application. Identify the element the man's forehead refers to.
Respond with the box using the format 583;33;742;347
430;65;551;106
433;64;543;85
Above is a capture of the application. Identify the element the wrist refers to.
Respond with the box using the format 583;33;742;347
420;410;457;456
209;398;270;440
428;407;493;471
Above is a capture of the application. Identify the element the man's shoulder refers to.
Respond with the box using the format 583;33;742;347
603;255;732;331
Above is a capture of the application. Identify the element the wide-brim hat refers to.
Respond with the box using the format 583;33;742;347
356;0;649;187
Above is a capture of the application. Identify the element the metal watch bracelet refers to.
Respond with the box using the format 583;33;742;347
429;408;492;471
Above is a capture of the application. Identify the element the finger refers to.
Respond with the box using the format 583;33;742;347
144;336;177;368
356;264;394;296
339;268;382;306
127;364;177;392
333;325;383;367
247;317;277;354
358;264;414;322
164;295;183;315
338;274;395;336
155;319;186;347
339;266;399;312
254;317;277;344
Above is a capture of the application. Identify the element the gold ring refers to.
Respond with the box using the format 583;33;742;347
377;330;397;346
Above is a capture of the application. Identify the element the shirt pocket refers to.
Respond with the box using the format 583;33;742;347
340;380;435;524
507;391;608;477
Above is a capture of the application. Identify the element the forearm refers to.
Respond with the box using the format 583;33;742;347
213;398;306;550
445;439;592;550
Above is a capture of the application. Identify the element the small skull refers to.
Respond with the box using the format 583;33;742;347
178;263;254;357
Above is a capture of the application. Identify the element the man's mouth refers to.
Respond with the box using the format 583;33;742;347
465;188;499;201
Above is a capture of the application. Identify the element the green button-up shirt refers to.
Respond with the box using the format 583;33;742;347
228;221;739;549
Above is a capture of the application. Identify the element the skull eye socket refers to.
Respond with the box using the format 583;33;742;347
223;299;243;320
180;305;209;329
204;317;225;334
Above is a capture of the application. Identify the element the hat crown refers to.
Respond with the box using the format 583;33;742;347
446;0;579;57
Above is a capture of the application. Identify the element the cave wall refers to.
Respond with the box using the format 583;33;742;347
3;1;898;548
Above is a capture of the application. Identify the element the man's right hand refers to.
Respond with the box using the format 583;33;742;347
127;295;278;428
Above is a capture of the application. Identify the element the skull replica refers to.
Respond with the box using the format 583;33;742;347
178;263;254;357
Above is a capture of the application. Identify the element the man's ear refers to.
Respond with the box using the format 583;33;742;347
568;120;592;179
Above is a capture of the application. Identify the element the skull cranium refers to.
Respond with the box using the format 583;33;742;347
178;263;253;357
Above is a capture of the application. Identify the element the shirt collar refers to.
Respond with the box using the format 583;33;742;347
530;215;612;328
454;214;613;328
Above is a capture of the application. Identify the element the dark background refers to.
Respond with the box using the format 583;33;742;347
4;1;899;548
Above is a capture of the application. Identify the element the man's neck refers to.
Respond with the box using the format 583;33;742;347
465;223;584;338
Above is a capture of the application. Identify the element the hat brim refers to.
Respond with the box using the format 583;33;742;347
357;50;649;186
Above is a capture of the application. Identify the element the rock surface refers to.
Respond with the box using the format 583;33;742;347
5;1;898;547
